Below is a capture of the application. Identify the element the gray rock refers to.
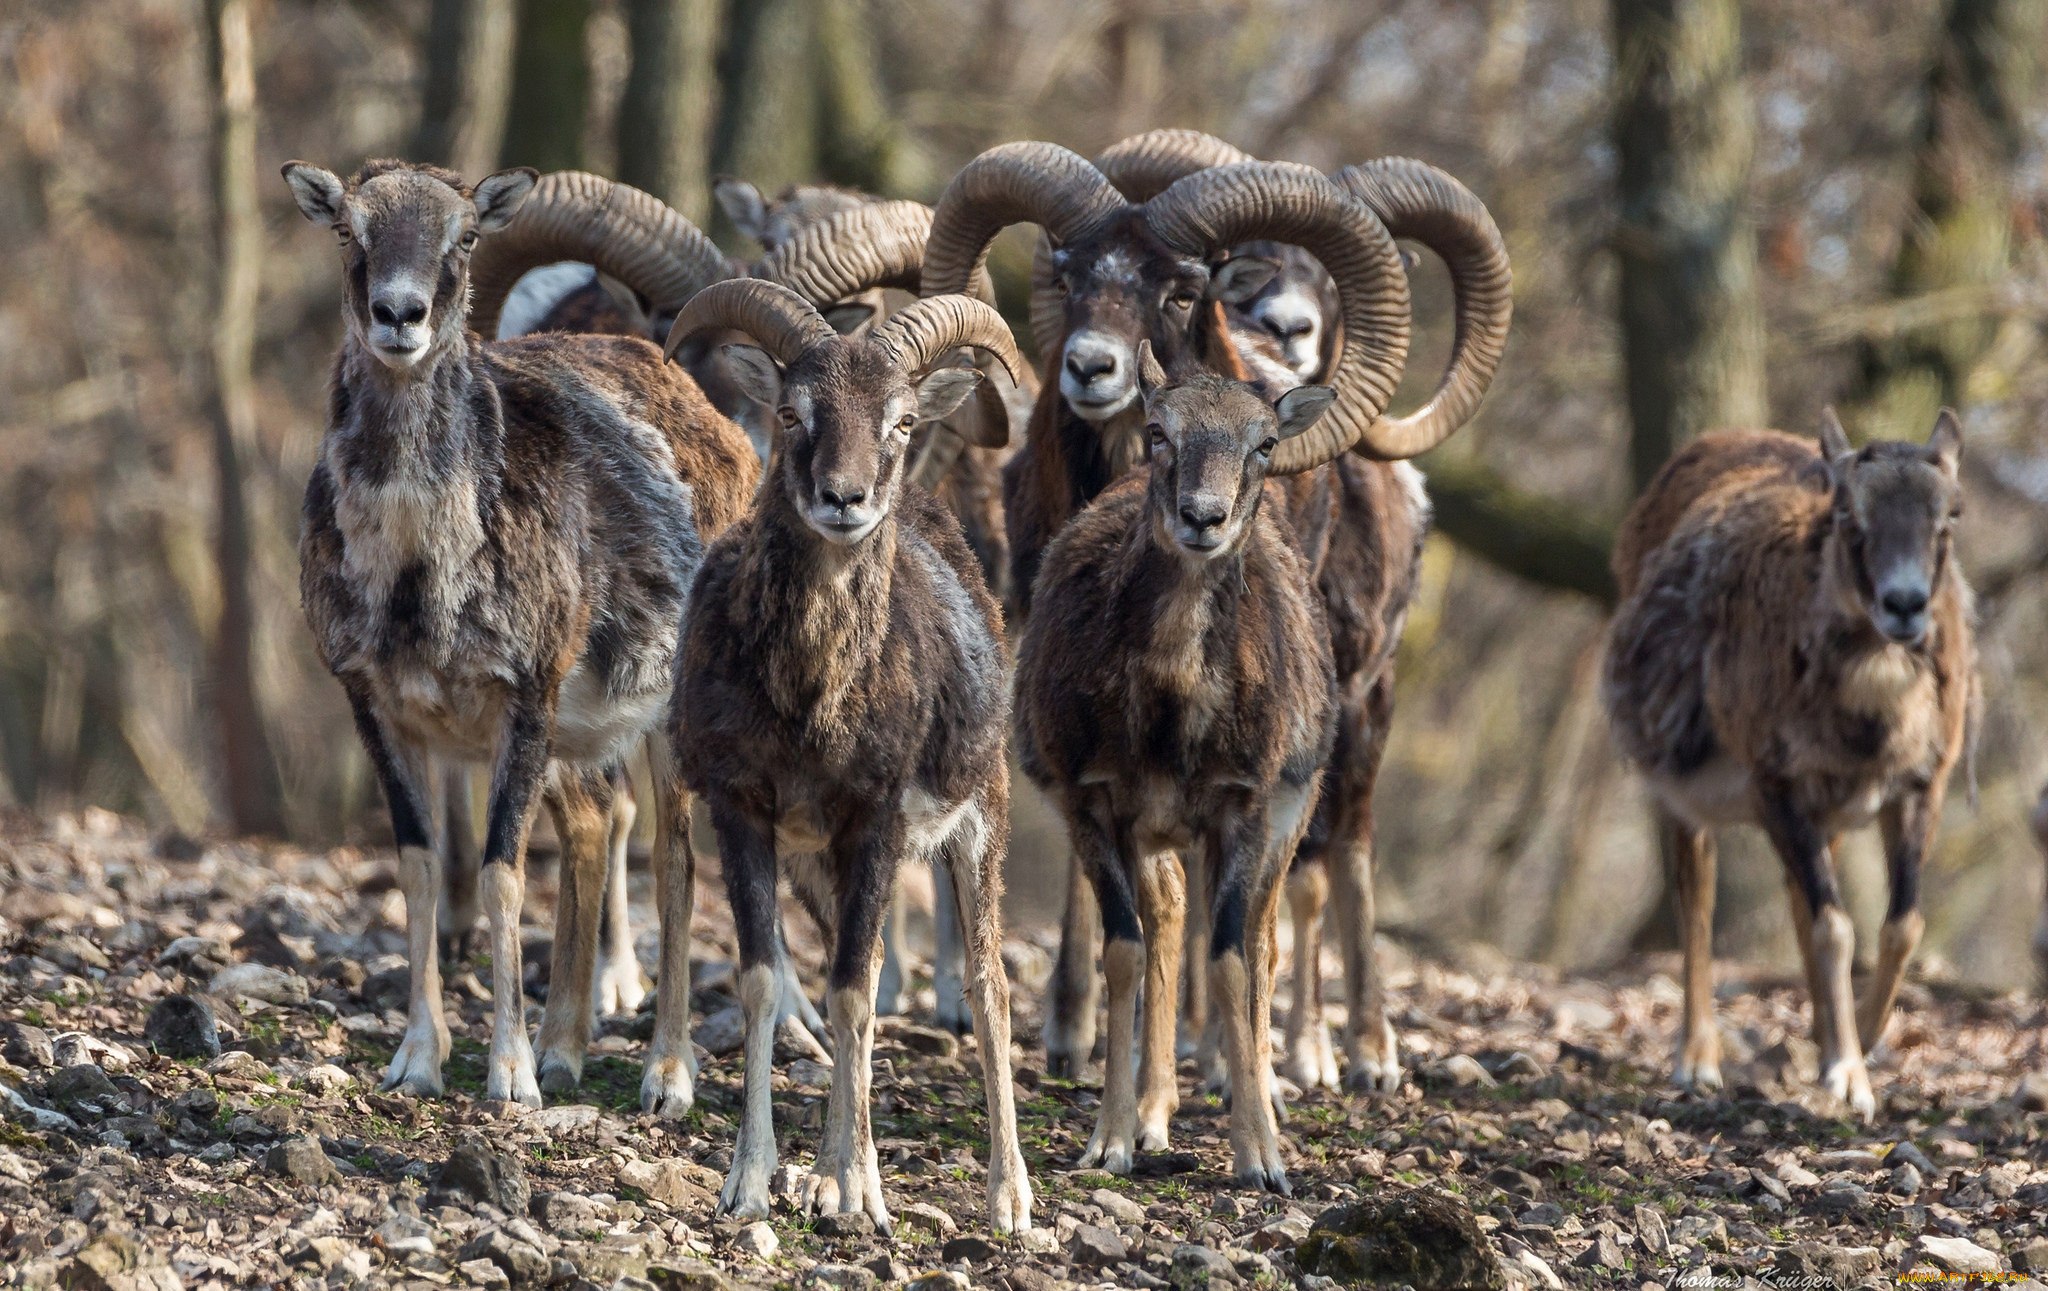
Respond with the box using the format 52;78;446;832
906;1273;969;1291
46;1063;119;1109
863;1255;910;1284
287;1235;354;1269
1169;1243;1239;1287
373;1213;436;1257
458;1256;512;1288
1296;1188;1508;1289
1811;1180;1871;1216
266;1135;340;1186
63;1230;183;1291
1890;1141;1936;1175
0;1021;54;1068
1250;1213;1312;1251
1494;1050;1546;1080
807;1264;877;1289
143;996;220;1062
1669;1214;1728;1250
1918;1235;2000;1275
1069;1222;1129;1267
942;1234;999;1263
1091;1187;1148;1225
460;1229;551;1286
890;1024;961;1059
2014;1071;2048;1113
1889;1161;1924;1197
1429;1054;1497;1088
1517;1203;1565;1230
1575;1234;1628;1271
434;1137;531;1215
899;1202;958;1239
814;1211;875;1240
731;1221;778;1258
534;1191;608;1234
2010;1238;2048;1273
208;962;310;1006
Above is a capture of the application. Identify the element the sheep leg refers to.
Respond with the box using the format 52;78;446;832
536;767;614;1093
1858;794;1931;1055
1044;854;1101;1078
802;803;902;1233
351;686;450;1098
875;886;909;1017
944;781;1033;1235
1135;848;1184;1152
1282;859;1338;1092
932;861;971;1035
1665;809;1723;1093
640;733;698;1115
1332;674;1400;1094
1213;791;1292;1195
593;765;647;1016
438;759;482;962
1072;791;1140;1174
476;688;555;1109
1179;851;1210;1061
1760;785;1872;1119
710;792;779;1212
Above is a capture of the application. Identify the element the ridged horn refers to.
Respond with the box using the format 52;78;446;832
874;296;1022;450
921;142;1125;302
663;278;835;369
469;171;736;339
1334;158;1512;458
753;200;997;307
1028;129;1255;355
1145;161;1411;471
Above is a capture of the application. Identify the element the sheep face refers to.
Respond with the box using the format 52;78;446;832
1820;408;1964;649
283;160;535;371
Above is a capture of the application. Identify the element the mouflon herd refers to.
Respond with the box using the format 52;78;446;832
282;127;1987;1235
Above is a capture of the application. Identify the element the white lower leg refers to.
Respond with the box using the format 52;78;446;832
480;863;540;1106
954;859;1032;1234
804;975;890;1231
1078;938;1141;1175
1283;866;1336;1090
1216;948;1288;1194
1857;910;1922;1054
640;776;695;1115
933;872;969;1034
386;845;452;1096
594;792;645;1016
1810;906;1873;1118
717;965;779;1219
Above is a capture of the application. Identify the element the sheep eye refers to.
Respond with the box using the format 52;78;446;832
1258;437;1278;456
1148;426;1167;446
459;229;479;251
777;407;800;428
334;226;352;245
1169;292;1199;309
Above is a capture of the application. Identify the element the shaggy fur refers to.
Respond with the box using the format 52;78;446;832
286;158;757;1115
1604;415;1975;1119
1017;369;1340;1193
1024;219;1424;1096
672;311;1031;1236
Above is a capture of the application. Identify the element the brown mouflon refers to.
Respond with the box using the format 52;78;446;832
664;281;1032;1235
1603;407;1978;1118
283;158;757;1114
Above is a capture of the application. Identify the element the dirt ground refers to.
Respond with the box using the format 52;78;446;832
3;807;2047;1290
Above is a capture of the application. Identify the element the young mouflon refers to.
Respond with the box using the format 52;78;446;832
664;280;1032;1234
283;158;757;1113
1604;407;1978;1118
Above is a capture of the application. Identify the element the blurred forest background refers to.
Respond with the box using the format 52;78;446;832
3;0;2047;987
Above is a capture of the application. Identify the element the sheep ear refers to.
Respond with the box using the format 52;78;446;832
1210;255;1280;305
714;178;771;245
473;167;538;232
721;344;783;407
595;273;653;333
1274;386;1337;442
1136;340;1167;398
1927;407;1962;474
281;162;346;225
1818;406;1853;461
915;366;984;423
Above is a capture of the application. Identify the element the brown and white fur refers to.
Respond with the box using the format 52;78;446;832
283;159;758;1111
1604;408;1975;1119
669;282;1032;1234
1016;349;1342;1193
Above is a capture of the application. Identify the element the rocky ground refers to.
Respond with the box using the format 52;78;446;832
3;807;2047;1290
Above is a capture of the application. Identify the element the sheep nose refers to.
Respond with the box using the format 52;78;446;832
1065;351;1118;383
820;484;867;511
1881;587;1929;619
1266;314;1313;341
1179;499;1227;531
372;296;429;327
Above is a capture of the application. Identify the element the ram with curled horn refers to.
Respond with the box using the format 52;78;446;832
925;136;1511;1099
660;280;1034;1236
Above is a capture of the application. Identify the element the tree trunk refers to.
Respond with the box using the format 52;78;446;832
1423;457;1618;605
500;0;592;173
1610;0;1766;493
1610;0;1763;950
1850;0;2041;439
814;0;923;195
710;0;816;224
412;0;517;179
616;0;723;221
204;0;286;837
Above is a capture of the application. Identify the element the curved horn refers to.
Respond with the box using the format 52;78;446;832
1028;129;1255;356
874;296;1023;450
1145;161;1412;471
921;142;1125;302
663;278;835;369
470;171;736;338
1333;158;1512;457
754;200;996;307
